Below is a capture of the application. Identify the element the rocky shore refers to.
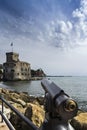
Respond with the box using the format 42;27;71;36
0;88;45;130
0;88;87;130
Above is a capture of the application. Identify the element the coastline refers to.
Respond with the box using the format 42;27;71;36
0;88;87;129
30;77;43;80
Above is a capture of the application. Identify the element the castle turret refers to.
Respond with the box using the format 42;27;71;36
6;52;19;62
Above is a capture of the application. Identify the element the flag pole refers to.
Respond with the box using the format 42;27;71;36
11;42;13;52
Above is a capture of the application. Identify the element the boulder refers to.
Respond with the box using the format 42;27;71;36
1;88;87;130
11;98;26;107
71;112;87;130
0;105;11;119
9;102;45;129
19;92;30;102
9;112;23;130
9;102;25;113
25;103;45;127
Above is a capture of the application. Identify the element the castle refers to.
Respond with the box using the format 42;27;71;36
3;52;31;81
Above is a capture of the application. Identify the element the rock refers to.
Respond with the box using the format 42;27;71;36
10;102;25;113
2;88;87;130
36;97;44;105
0;88;20;102
25;105;32;120
25;103;45;127
9;102;45;129
0;105;11;119
9;113;23;130
71;112;87;130
11;98;26;107
19;92;30;102
0;88;45;129
1;88;10;94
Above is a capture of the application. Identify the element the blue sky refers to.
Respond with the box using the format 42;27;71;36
0;0;87;76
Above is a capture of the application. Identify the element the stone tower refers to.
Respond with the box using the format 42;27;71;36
3;52;31;81
6;52;19;62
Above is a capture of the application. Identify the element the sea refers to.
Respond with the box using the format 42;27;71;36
0;76;87;111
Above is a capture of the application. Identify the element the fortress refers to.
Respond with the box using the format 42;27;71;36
3;52;31;81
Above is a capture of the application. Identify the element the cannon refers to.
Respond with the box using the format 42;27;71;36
40;79;78;130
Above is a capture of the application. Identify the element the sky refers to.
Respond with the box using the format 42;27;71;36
0;0;87;76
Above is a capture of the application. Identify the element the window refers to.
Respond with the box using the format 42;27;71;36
11;69;14;72
25;68;27;71
21;68;23;71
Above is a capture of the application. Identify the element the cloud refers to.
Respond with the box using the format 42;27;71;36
0;0;87;76
73;0;87;19
38;0;87;49
46;20;73;48
0;0;83;50
72;0;87;41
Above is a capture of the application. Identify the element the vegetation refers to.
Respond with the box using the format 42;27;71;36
31;68;46;77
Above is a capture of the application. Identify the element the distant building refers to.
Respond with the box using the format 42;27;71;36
3;52;31;81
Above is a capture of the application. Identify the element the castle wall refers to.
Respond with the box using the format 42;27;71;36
3;52;31;81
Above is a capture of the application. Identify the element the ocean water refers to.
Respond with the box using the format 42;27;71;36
0;76;87;111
